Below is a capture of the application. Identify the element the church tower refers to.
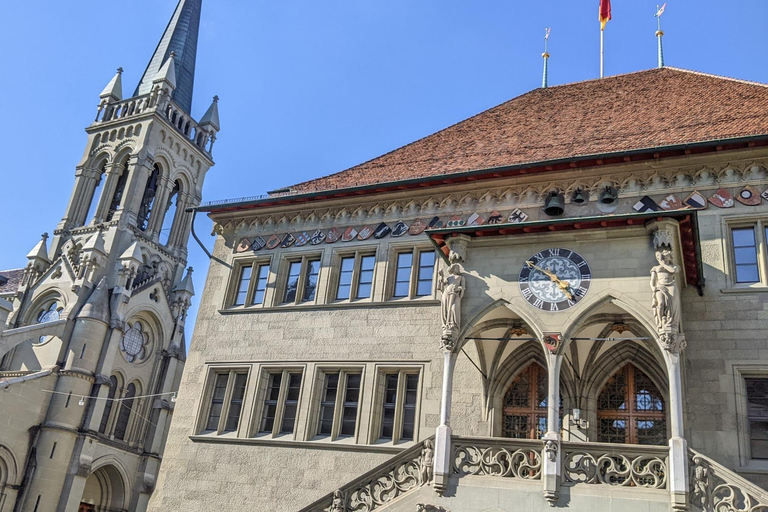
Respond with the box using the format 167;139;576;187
0;1;218;511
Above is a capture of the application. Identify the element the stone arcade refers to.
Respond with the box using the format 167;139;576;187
148;67;768;511
0;1;219;511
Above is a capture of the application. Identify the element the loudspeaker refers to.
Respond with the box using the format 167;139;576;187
543;192;565;216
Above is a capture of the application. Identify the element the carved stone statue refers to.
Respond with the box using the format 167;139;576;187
329;489;345;512
420;439;434;485
437;264;465;350
650;247;681;338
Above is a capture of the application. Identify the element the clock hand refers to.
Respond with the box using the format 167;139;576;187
525;261;574;300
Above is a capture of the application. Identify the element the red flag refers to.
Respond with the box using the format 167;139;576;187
599;0;611;30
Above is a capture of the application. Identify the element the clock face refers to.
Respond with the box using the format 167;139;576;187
519;248;591;311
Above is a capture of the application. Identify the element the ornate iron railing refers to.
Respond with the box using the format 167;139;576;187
299;438;433;512
561;441;668;488
452;436;542;480
690;449;768;512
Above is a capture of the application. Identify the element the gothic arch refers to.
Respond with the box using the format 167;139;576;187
0;444;19;486
560;292;658;354
82;458;130;511
456;297;545;353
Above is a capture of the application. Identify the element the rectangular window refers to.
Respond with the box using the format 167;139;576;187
746;378;768;459
335;253;376;301
733;227;759;284
316;371;362;439
251;264;270;305
233;266;252;306
230;261;271;307
203;370;249;434
392;249;436;299
378;370;421;443
258;370;304;436
284;261;302;303
282;257;322;304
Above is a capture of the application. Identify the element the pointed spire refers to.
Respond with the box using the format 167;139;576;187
119;241;143;268
81;227;106;256
26;233;51;265
173;267;195;297
134;0;202;114
100;68;123;101
79;277;110;323
655;4;667;69
153;52;177;90
199;95;220;131
541;28;551;89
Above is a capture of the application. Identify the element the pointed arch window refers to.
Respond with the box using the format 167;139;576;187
98;376;119;434
35;300;63;344
597;364;666;445
114;382;137;441
159;180;181;246
503;363;560;439
84;163;107;225
137;164;160;231
106;159;130;222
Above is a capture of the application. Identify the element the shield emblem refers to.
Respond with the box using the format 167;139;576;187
265;235;282;250
633;196;660;212
357;226;374;240
391;221;409;237
709;188;734;208
235;237;252;253
736;186;761;206
373;223;391;239
409;219;427;235
251;236;267;251
310;230;326;244
280;233;296;248
427;217;444;230
341;227;358;242
467;212;485;226
658;194;683;210
684;190;707;210
326;228;342;243
508;208;528;223
295;231;310;247
487;211;503;224
446;215;465;228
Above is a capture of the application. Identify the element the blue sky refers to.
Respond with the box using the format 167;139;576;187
1;0;767;334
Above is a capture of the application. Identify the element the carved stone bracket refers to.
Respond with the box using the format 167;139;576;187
445;234;471;264
544;439;558;462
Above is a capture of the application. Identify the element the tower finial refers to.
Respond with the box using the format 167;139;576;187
542;27;551;89
655;3;667;68
133;0;202;114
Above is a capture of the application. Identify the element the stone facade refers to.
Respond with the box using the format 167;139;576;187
0;1;218;511
150;64;768;511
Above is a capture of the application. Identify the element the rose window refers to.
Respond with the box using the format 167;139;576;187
120;322;150;363
35;301;62;344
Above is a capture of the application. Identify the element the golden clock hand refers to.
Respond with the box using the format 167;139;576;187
526;261;574;300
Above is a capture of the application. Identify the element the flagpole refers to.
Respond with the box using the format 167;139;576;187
600;29;604;78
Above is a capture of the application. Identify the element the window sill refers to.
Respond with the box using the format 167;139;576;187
219;299;439;315
720;286;768;294
188;434;408;454
736;463;768;475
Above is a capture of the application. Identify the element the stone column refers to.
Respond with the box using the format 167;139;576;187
119;156;153;229
542;351;562;506
93;161;124;223
433;347;457;495
146;175;173;240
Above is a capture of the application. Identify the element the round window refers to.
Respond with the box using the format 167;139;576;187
35;301;62;344
120;322;150;363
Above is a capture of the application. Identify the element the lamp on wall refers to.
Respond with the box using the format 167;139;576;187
570;408;588;429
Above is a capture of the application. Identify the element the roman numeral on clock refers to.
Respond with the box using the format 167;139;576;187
533;298;544;309
549;248;560;257
522;287;533;299
550;302;559;311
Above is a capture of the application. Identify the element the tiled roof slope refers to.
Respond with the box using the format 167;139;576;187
286;68;768;194
0;269;24;296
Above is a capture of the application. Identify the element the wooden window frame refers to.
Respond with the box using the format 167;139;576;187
279;254;322;305
312;368;365;442
371;368;422;444
724;217;768;289
252;368;305;438
388;246;437;301
199;368;251;436
329;249;377;303
227;257;273;308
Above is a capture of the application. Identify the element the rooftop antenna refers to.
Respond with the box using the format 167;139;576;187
655;3;667;68
542;27;551;88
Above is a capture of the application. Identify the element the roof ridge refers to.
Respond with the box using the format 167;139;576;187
664;66;768;88
0;268;25;273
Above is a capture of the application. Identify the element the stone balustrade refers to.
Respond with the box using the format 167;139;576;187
689;449;768;512
453;436;542;480
561;440;668;489
94;92;214;155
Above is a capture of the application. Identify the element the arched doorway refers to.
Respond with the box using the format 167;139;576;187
503;362;560;439
80;464;126;512
597;363;666;445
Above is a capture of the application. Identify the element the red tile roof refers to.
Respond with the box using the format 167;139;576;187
285;68;768;195
0;268;24;296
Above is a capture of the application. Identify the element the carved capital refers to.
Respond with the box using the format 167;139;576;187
445;234;471;264
660;332;687;353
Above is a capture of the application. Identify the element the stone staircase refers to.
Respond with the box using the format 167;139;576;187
300;437;768;512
